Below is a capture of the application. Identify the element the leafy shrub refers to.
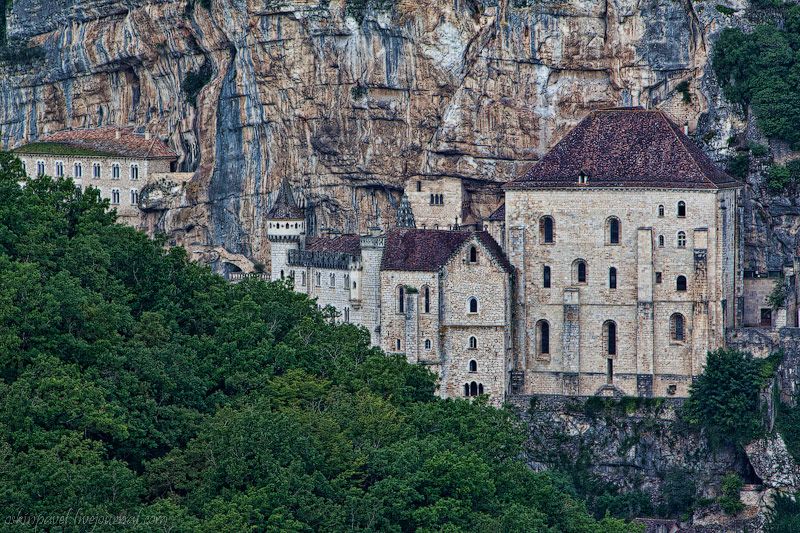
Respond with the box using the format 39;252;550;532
676;80;692;103
766;160;800;193
0;38;45;66
726;153;750;179
684;349;779;447
662;468;697;516
768;278;788;309
750;143;769;157
776;401;800;462
715;4;737;16
765;492;800;532
718;473;745;515
345;0;395;24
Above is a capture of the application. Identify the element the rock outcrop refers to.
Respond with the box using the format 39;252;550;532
0;0;752;271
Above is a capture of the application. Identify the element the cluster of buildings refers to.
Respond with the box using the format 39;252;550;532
266;108;788;404
15;108;796;404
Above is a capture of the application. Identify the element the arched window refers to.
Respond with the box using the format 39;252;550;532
469;246;478;263
540;216;555;244
469;360;477;372
344;308;350;323
658;204;665;217
353;281;357;289
604;320;617;355
658;235;665;247
543;265;551;288
463;383;469;397
301;272;306;286
73;162;82;178
315;272;321;287
423;286;430;313
670;313;685;342
676;275;687;292
469;336;477;349
55;161;64;178
398;286;405;313
677;231;686;248
112;163;120;179
607;217;620;245
470;382;478;396
424;339;431;350
329;273;335;288
478;383;484;395
677;201;686;217
468;297;478;314
111;188;120;204
280;270;285;279
537;320;550;356
609;267;617;289
130;164;139;181
573;260;587;284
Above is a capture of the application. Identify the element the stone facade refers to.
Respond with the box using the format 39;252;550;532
505;188;740;398
404;177;465;230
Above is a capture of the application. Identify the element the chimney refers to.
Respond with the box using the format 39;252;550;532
115;130;121;140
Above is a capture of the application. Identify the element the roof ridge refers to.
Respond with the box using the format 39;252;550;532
659;111;718;189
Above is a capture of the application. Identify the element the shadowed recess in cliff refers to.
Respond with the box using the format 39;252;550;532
209;57;251;257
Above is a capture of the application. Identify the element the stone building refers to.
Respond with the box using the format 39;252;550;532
503;108;742;398
14;127;177;226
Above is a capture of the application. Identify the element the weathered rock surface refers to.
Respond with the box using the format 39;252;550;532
0;0;760;271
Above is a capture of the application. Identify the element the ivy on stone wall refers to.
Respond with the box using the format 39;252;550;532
345;0;395;24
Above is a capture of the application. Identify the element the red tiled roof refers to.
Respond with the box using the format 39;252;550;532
381;229;512;273
305;235;362;256
507;108;740;190
487;203;505;221
17;127;177;160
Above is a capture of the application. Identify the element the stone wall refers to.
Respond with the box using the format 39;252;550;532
404;176;465;229
505;188;737;397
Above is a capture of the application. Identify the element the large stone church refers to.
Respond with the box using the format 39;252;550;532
267;108;744;403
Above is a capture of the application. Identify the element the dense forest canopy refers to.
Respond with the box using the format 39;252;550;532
0;152;635;531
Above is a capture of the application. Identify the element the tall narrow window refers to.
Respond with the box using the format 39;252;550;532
658;235;665;247
316;273;321;287
573;260;587;284
468;297;478;313
470;382;478;396
537;320;550;356
423;286;430;313
671;313;685;342
540;216;555;244
396;339;401;350
93;162;101;179
464;383;469;397
112;163;120;179
607;217;620;244
398;286;405;313
543;265;551;288
478;383;484;395
130;188;139;205
301;272;306;286
130;164;139;181
609;267;617;289
469;336;477;349
344;308;350;323
344;274;349;289
607;358;614;384
676;275;687;292
677;201;686;217
604;320;617;355
73;162;82;178
469;360;477;372
37;161;45;176
425;339;431;350
677;231;686;248
330;273;335;288
416;181;422;192
111;188;120;204
469;246;477;263
658;204;665;217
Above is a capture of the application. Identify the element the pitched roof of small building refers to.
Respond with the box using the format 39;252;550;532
267;178;305;220
381;229;512;273
487;203;505;222
507;108;740;190
305;234;362;256
14;127;177;160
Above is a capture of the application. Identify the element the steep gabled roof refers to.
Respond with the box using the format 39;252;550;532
305;235;362;256
15;127;177;160
381;229;512;273
507;108;740;190
267;178;304;220
487;203;505;222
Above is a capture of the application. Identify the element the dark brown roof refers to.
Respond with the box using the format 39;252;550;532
16;127;177;160
267;178;305;220
507;108;740;190
381;229;512;273
305;235;362;256
487;203;505;221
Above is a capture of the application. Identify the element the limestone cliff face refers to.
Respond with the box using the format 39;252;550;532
0;0;756;270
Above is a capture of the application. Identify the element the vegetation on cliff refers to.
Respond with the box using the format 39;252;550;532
0;152;636;531
712;4;800;148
